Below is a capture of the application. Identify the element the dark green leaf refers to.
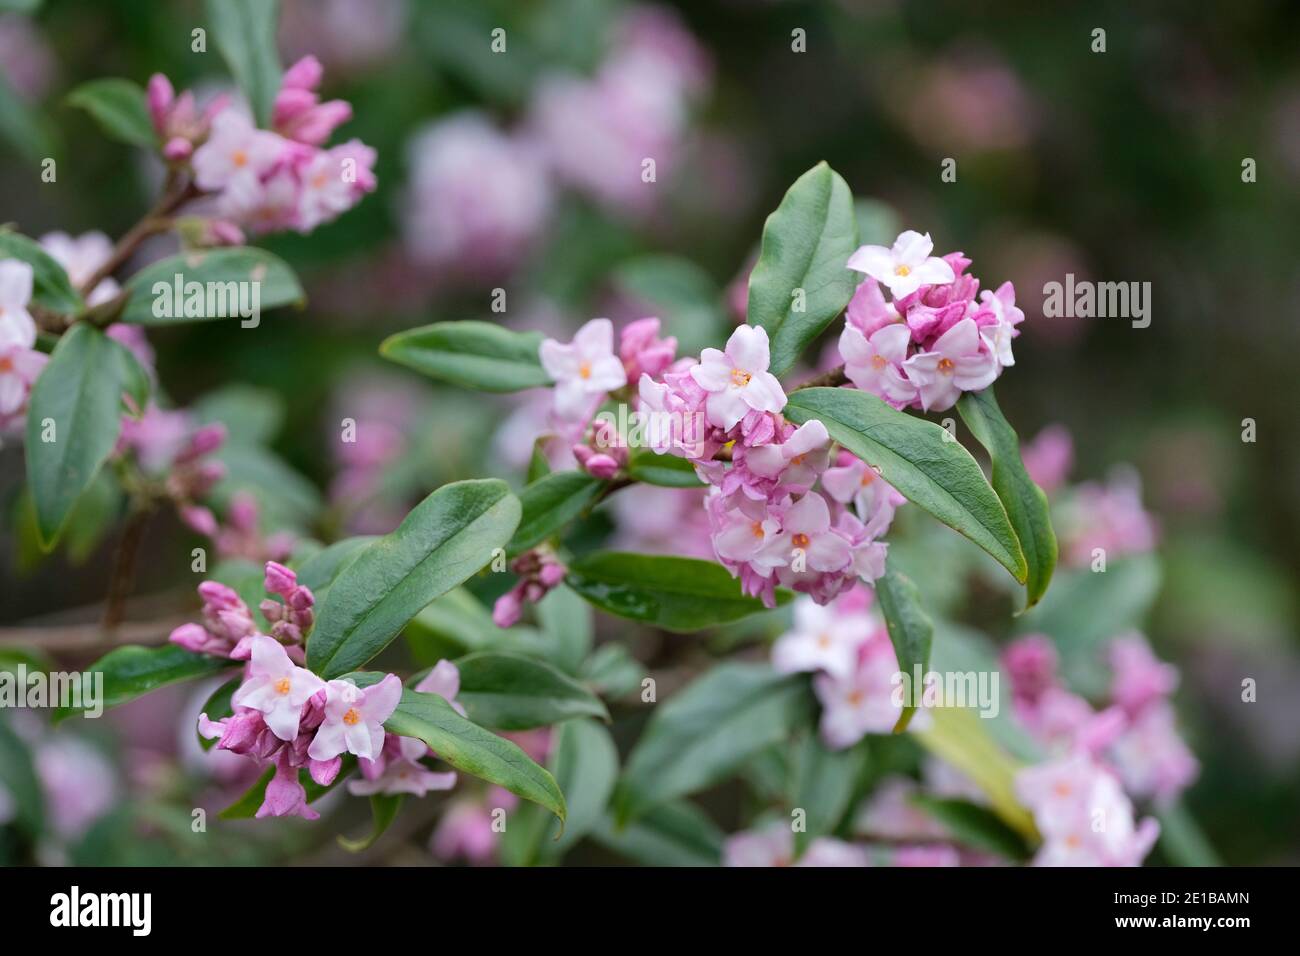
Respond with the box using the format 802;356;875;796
785;387;1027;582
958;387;1058;608
338;795;404;852
205;0;282;128
566;552;791;632
534;583;593;674
791;734;868;854
380;321;551;392
0;717;43;835
292;535;378;594
26;325;128;547
746;161;859;376
910;794;1032;861
591;800;725;866
626;448;704;488
874;567;934;732
0;230;83;314
120;247;304;325
65;78;156;148
307;479;521;678
614;663;813;822
53;644;236;722
509;470;602;554
454;651;608;730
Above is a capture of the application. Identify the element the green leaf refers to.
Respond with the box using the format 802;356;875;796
119;247;304;325
453;652;608;730
1154;799;1221;867
565;552;791;632
613;663;813;822
958;387;1057;609
874;567;934;732
292;535;378;594
626;448;704;488
53;644;236;722
509;470;603;554
579;643;645;698
307;479;522;678
65;78;156;148
791;734;868;854
62;469;124;564
591;801;725;866
205;0;282;128
0;717;44;835
501;719;619;865
611;254;726;356
338;795;404;853
380;321;551;392
746;161;859;376
910;794;1032;861
26;325;128;547
377;684;566;823
785;387;1027;582
0;230;83;314
535;583;593;674
209;441;322;531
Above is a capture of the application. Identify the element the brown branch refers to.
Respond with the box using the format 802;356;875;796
76;174;200;299
101;505;153;631
0;615;189;652
792;363;847;391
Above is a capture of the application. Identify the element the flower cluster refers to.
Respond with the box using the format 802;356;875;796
838;231;1024;412
401;6;710;276
153;54;377;239
0;261;48;435
535;312;907;611
771;590;905;748
175;561;460;818
492;547;567;628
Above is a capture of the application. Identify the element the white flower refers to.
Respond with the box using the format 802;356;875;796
847;230;955;298
539;318;627;421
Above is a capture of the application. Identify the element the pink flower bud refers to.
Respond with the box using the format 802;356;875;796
162;136;193;162
259;598;285;622
538;562;566;588
146;74;174;131
583;453;621;479
180;504;218;537
197;580;242;609
492;589;523;628
206;219;245;247
168;622;211;653
263;560;298;598
281;55;324;92
287;585;314;610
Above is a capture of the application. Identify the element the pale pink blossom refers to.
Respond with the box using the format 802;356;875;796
349;734;456;797
539;318;627;421
232;635;326;741
840;322;918;408
847;230;956;299
814;633;903;748
690;325;786;430
772;595;874;680
903;318;999;412
308;674;402;762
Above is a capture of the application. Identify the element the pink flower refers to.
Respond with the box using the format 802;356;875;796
349;735;456;798
814;633;903;748
690;325;786;430
619;317;677;381
272;56;352;146
903;318;999;412
308;674;402;762
0;342;46;431
38;231;120;306
232;635;326;741
297;139;377;232
34;736;117;839
1016;753;1160;866
845;277;903;336
822;453;906;530
839;322;917;408
741;420;831;494
723;825;794;867
1021;424;1074;493
847;230;956;298
1108;702;1199;804
1060;470;1158;566
760;492;851;574
431;799;500;864
975;281;1025;368
772;595;874;680
413;659;467;717
799;838;870;867
0;260;36;348
191;109;286;193
539;318;628;421
1107;633;1179;717
257;750;319;820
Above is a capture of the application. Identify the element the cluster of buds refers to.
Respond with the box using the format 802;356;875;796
258;561;316;645
212;491;296;564
169;580;258;660
572;416;627;479
492;547;567;628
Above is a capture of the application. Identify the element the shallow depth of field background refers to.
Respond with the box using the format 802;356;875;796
1;0;1297;864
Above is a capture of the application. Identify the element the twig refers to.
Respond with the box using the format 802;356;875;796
792;363;847;391
76;174;200;299
101;505;153;631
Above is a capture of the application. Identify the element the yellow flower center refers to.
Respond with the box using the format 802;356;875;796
937;357;955;374
871;354;887;370
894;264;911;277
0;356;12;373
274;677;292;695
860;469;876;487
817;634;832;649
731;368;752;387
343;707;362;726
792;532;810;549
232;149;248;168
847;690;865;706
578;360;592;380
750;520;766;539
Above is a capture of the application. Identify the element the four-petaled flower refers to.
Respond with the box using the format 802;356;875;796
308;674;403;762
690;325;786;430
231;635;326;741
539;317;628;421
847;230;955;298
